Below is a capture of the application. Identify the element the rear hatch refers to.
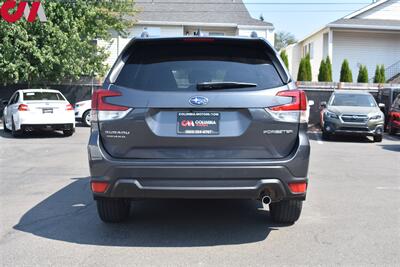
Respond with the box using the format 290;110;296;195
94;38;304;160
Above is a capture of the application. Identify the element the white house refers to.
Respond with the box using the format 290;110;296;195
101;0;275;68
285;0;400;82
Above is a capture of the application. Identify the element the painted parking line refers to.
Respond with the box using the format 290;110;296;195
376;186;400;191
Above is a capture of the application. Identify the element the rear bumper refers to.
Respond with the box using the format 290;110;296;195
16;112;75;130
88;129;310;201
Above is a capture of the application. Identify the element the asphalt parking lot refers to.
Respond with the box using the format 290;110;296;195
0;126;399;266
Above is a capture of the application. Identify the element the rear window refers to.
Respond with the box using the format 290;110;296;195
115;42;284;91
23;92;65;101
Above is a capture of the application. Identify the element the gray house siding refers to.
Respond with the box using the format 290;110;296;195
332;30;400;81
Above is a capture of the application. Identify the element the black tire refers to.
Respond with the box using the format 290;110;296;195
63;129;74;137
11;118;22;137
388;123;397;135
322;130;331;140
82;110;91;127
270;200;303;224
373;134;383;142
96;198;131;223
3;118;11;133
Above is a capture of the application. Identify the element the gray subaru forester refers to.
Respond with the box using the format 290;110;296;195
88;37;310;224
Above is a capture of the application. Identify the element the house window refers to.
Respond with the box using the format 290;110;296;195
303;42;314;59
309;42;314;59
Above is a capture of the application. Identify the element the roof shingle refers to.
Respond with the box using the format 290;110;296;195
133;0;273;27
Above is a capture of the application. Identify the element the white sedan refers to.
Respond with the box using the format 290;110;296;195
74;100;92;127
2;89;75;137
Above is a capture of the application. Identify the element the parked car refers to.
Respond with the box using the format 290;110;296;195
377;88;400;127
74;100;92;127
320;90;385;142
2;89;75;137
0;98;8;118
88;37;310;224
387;94;400;135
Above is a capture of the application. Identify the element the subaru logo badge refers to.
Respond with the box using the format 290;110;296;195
189;96;209;106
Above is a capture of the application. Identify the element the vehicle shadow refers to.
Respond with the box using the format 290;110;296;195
307;131;373;143
383;134;400;141
379;144;400;152
75;122;89;128
323;135;374;143
14;177;286;247
0;129;66;139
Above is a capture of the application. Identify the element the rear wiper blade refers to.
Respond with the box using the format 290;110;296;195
197;82;257;91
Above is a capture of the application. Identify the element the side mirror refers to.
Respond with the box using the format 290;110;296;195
308;100;315;107
1;100;8;106
378;103;385;108
320;101;327;109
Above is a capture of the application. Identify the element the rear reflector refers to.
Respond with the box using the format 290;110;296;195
91;182;109;193
92;89;128;111
288;182;307;193
270;90;307;111
18;104;29;111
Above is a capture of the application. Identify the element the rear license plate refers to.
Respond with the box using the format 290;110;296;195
177;112;220;135
42;108;53;114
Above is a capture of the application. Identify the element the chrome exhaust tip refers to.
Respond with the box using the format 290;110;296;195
261;195;272;205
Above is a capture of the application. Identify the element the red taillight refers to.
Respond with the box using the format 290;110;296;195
270;90;307;111
91;89;128;111
288;182;307;193
391;111;400;121
18;104;28;111
91;182;109;193
66;104;73;111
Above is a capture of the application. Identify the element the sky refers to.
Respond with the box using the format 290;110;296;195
244;0;375;40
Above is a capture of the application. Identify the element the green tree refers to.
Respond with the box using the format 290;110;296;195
318;59;327;82
274;31;297;51
280;50;289;69
380;65;386;83
0;0;136;85
325;56;333;82
304;53;312;81
340;59;353;82
297;58;307;81
374;65;382;83
357;65;369;83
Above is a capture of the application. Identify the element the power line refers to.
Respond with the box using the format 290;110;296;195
142;10;356;12
134;1;372;4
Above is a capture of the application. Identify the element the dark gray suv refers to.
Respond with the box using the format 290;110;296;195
88;37;310;224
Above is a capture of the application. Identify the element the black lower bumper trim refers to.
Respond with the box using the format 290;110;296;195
93;178;306;201
22;124;74;131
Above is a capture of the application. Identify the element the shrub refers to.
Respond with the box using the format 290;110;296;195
305;54;312;81
297;58;307;81
340;59;353;82
357;65;369;83
374;65;386;83
280;50;289;69
325;56;333;82
380;65;386;83
318;60;327;82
